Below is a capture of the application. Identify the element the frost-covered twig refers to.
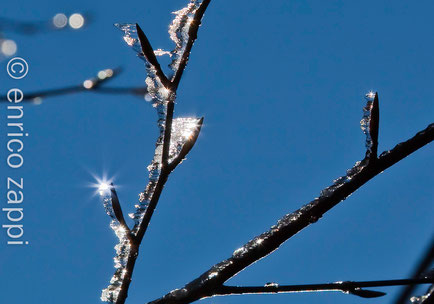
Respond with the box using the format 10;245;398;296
100;1;433;304
148;94;434;304
99;1;211;304
365;92;380;159
171;0;211;89
213;277;434;299
395;236;434;304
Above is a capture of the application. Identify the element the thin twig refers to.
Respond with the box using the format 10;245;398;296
162;101;175;168
136;24;171;89
0;67;148;103
214;278;434;299
0;86;148;102
369;92;380;159
109;184;130;233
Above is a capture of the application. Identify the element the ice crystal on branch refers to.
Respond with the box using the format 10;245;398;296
104;2;206;301
116;23;172;230
169;117;202;161
318;92;380;198
114;23;142;57
99;187;131;303
115;23;172;104
154;48;172;57
168;0;200;72
115;5;203;230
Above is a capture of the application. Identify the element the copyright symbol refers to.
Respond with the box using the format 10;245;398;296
7;57;29;79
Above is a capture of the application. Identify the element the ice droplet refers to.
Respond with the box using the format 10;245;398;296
208;272;218;279
233;246;247;257
265;282;279;288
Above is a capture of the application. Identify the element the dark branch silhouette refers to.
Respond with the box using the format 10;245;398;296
0;67;148;103
395;236;434;304
147;113;433;303
214;277;434;299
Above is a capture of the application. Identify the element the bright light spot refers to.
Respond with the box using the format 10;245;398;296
69;13;85;29
182;129;194;139
181;121;198;139
83;79;94;89
158;87;171;99
98;71;107;79
89;174;116;197
208;272;218;279
255;238;264;245
365;91;376;101
33;97;43;105
98;183;110;196
105;69;114;77
53;13;68;28
98;69;114;80
1;39;17;56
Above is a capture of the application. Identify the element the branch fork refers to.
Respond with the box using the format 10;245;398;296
100;1;434;304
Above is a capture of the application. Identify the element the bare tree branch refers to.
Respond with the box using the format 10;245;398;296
214;278;434;299
91;2;433;304
148;121;434;304
110;3;212;303
0;67;148;103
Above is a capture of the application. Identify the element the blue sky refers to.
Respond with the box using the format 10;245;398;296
0;1;433;304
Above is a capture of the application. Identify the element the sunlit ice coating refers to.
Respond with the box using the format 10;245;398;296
100;1;205;302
